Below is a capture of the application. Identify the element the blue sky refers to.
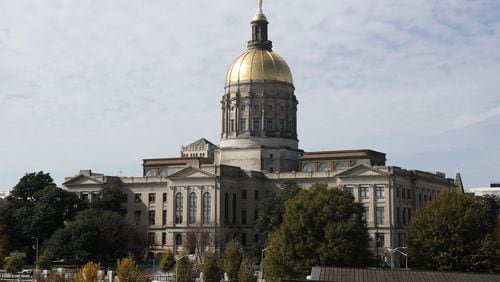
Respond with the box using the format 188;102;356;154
1;0;499;191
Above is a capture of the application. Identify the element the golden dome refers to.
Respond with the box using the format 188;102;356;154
225;49;293;86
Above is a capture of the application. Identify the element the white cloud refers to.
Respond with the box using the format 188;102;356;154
0;0;499;190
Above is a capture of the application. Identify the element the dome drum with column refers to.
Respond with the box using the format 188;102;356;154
218;4;300;173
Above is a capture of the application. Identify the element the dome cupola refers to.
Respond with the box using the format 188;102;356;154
225;0;293;87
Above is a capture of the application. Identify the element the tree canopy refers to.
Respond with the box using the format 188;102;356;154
45;208;146;262
264;183;372;280
255;181;300;236
407;191;500;272
90;179;126;214
0;172;87;256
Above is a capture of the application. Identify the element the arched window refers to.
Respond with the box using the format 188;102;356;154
203;192;211;224
319;163;331;172
175;233;182;246
159;169;168;177
224;193;229;224
302;163;314;173
175;193;183;224
189;192;197;224
145;169;157;177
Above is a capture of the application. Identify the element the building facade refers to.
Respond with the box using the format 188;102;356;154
63;4;461;261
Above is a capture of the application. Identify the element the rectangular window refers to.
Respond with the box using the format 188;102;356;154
163;193;167;202
266;118;273;131
396;207;400;224
402;189;406;199
407;189;411;199
241;232;247;246
255;190;259;200
254;208;259;220
253;118;260;131
363;207;369;222
242;190;247;200
81;193;89;202
375;186;384;198
241;208;247;225
148;232;156;245
402;208;406;225
376;207;384;225
135;193;142;203
345;186;354;195
162;232;167;246
149;210;156;226
360;186;369;198
230;119;235;132
149;193;156;203
240;118;247;131
408;208;412;222
279;119;285;131
134;210;141;223
162;210;167;225
120;193;128;203
376;233;385;247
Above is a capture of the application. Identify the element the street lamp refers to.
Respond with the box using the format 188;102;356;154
389;247;408;270
260;247;268;281
31;237;39;274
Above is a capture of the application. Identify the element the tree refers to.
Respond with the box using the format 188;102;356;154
406;191;500;272
0;172;87;255
9;171;56;203
160;249;175;273
90;179;126;214
74;262;100;282
4;254;24;274
46;209;146;262
265;184;372;280
253;182;300;260
238;256;256;282
37;250;53;270
255;181;300;235
202;251;221;282
219;240;244;281
176;254;194;282
116;256;151;282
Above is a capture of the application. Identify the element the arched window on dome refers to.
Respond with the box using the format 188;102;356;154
189;192;197;224
203;192;211;224
145;169;157;177
319;163;331;172
175;193;183;224
159;169;168;177
302;163;314;173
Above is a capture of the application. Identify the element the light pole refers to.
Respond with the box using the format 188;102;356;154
389;247;408;270
31;237;39;274
260;247;268;281
152;252;157;277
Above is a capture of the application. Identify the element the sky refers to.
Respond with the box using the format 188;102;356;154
1;0;499;192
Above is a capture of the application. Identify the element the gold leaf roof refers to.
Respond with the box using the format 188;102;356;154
225;49;293;86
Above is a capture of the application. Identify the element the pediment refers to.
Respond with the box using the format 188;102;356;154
63;174;104;186
336;164;389;178
168;166;216;179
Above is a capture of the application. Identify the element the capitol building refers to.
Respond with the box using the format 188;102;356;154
63;4;463;261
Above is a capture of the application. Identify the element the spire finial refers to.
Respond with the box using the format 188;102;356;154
257;0;263;14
